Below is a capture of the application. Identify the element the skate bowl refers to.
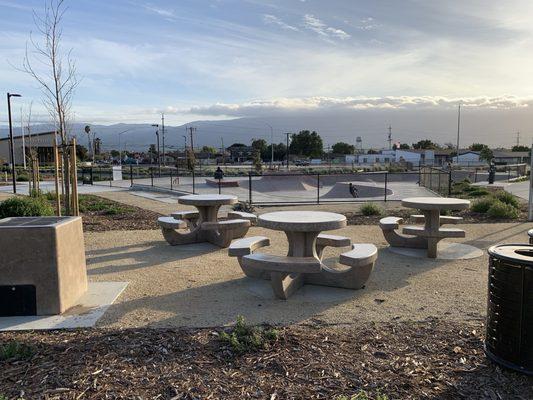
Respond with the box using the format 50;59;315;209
321;181;393;199
243;174;319;192
205;179;240;188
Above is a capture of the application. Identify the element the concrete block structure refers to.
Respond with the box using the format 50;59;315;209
0;216;88;315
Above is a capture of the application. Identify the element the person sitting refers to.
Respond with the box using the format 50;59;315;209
214;166;224;180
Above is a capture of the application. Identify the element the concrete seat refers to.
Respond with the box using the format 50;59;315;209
379;216;403;230
528;229;533;244
229;236;270;257
158;216;187;230
402;226;465;238
227;211;258;224
201;219;251;231
242;253;322;273
316;234;351;248
410;214;463;225
339;243;378;267
171;210;199;220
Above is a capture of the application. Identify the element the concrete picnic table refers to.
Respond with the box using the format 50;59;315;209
158;194;251;247
401;197;470;258
228;211;378;299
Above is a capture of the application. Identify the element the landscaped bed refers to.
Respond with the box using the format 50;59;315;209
1;320;531;399
77;194;161;232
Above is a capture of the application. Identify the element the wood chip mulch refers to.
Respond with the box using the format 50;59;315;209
1;320;531;399
81;207;161;232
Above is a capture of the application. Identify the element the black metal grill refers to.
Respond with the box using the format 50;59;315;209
486;244;533;375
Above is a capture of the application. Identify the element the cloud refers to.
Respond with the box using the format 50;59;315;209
303;14;350;40
143;4;175;19
179;96;533;117
262;14;299;31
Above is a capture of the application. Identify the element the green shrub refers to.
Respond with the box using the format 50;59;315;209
471;197;495;213
0;341;33;361
487;201;519;219
219;316;278;354
16;174;29;182
493;191;520;209
360;202;383;216
0;196;54;219
468;188;490;197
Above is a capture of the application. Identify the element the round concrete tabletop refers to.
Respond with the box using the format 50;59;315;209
259;211;346;232
178;194;238;206
401;197;470;211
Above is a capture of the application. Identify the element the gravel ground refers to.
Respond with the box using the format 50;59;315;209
84;221;530;328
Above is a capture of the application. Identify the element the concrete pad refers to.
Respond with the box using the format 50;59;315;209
0;282;127;331
388;242;484;260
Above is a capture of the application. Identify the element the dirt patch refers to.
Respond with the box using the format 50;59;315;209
1;320;531;399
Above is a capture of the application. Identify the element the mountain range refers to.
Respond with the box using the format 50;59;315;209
0;107;531;152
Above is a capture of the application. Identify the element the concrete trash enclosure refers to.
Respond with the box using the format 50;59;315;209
0;216;88;316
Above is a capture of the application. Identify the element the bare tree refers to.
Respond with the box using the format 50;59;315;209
20;0;78;213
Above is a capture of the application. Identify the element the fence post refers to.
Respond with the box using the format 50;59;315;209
317;173;320;204
384;172;388;202
438;170;441;194
130;164;133;187
248;173;252;204
90;167;93;185
429;168;433;191
448;170;452;196
508;167;511;181
150;167;154;186
218;178;221;194
418;163;421;186
170;169;173;190
192;168;196;194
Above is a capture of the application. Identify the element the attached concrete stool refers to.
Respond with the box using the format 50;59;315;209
528;229;533;245
379;216;427;249
0;217;87;316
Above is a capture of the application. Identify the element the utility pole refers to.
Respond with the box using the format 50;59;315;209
455;103;461;165
285;132;290;170
188;126;196;153
161;113;166;166
182;134;187;167
388;125;392;150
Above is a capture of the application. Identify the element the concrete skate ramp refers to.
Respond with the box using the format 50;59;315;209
321;181;392;199
245;174;318;192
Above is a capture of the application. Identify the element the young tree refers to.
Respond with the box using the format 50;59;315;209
201;146;217;154
251;138;268;160
21;0;79;214
332;142;355;154
252;150;262;173
480;147;494;164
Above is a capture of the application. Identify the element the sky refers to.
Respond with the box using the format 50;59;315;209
1;0;533;147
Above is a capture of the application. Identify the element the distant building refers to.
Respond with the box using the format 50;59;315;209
349;149;435;166
0;131;57;165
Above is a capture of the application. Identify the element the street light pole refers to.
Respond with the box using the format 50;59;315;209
455;102;461;165
7;92;21;194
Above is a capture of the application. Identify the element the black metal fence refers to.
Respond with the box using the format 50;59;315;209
82;165;455;205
